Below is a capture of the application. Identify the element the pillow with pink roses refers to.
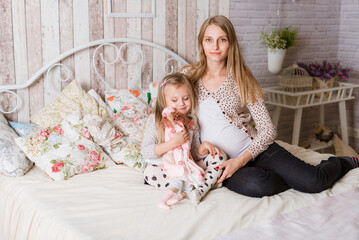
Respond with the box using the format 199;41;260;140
15;112;115;181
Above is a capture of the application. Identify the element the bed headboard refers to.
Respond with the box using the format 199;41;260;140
0;38;189;121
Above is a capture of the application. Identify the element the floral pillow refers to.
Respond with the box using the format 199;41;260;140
0;113;33;177
83;114;146;171
16;112;115;181
117;140;146;172
105;89;150;113
128;88;150;105
31;79;109;127
105;89;152;142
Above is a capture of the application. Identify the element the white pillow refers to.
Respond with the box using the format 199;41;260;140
148;82;159;108
333;134;359;157
0;113;33;177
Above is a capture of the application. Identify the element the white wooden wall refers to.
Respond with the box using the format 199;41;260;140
0;0;229;123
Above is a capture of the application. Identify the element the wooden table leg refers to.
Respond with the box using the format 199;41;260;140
338;100;349;144
319;105;325;126
292;108;303;145
272;106;281;129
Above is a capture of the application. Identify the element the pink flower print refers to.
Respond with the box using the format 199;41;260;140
114;131;123;140
154;82;158;86
121;121;130;127
37;129;50;141
82;128;92;140
178;161;183;165
199;175;204;182
53;126;64;136
121;105;130;111
132;116;139;122
112;112;121;120
81;162;95;173
89;150;101;163
77;144;86;151
176;146;183;150
171;129;176;134
51;161;64;173
146;107;152;116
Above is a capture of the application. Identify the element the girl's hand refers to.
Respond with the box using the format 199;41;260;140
197;141;223;157
154;129;189;156
170;130;189;147
216;151;253;183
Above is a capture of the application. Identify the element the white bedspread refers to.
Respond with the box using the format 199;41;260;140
1;141;359;240
216;187;359;240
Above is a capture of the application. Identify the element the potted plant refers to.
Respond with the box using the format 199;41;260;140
260;26;298;74
297;60;351;97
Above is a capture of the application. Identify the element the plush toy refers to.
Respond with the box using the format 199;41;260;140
161;107;204;188
315;125;334;143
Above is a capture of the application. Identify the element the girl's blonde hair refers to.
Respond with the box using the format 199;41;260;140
154;72;197;143
182;15;263;104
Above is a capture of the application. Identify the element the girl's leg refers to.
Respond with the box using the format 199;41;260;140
189;152;227;204
253;142;355;193
158;180;183;209
143;164;171;189
167;181;191;206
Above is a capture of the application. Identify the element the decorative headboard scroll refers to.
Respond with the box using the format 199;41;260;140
0;38;189;114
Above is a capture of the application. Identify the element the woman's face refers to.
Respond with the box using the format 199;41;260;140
202;24;230;64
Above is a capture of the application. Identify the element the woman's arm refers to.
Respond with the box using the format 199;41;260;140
246;97;277;158
216;151;252;183
216;97;276;183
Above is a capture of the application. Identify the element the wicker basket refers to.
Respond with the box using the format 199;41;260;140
278;64;312;92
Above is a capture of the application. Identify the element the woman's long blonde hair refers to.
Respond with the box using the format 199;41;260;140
154;72;197;143
182;15;263;104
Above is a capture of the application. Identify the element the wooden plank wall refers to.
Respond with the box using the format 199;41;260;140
0;0;229;123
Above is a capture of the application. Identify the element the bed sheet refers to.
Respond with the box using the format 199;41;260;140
1;140;359;240
216;187;359;240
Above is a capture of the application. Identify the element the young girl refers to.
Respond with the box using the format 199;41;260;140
141;73;227;209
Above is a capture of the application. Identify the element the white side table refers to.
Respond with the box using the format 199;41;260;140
263;82;359;148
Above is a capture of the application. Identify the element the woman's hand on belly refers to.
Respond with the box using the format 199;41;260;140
216;151;253;183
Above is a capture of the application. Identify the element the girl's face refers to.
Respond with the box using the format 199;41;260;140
202;24;229;63
164;84;192;115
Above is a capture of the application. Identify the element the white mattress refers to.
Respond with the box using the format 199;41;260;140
1;140;359;240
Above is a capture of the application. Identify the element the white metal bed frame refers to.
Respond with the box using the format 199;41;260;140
0;38;189;114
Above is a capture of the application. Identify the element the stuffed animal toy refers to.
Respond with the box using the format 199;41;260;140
161;107;204;188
